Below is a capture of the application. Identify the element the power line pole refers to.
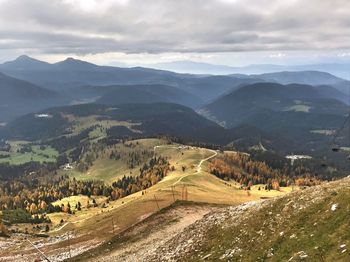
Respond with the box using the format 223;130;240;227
154;194;160;210
171;186;176;202
112;218;115;234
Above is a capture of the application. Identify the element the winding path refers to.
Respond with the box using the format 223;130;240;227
154;145;218;185
194;149;217;174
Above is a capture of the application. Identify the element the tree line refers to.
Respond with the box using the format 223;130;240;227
209;153;322;190
0;156;170;224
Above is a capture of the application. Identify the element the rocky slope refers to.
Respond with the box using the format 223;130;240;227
70;203;221;262
146;177;350;261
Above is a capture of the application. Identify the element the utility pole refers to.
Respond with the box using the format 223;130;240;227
154;194;160;210
171;186;176;202
112;218;115;234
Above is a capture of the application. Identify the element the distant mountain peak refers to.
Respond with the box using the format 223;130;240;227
63;57;92;63
54;57;98;69
0;55;50;70
13;55;50;64
62;57;82;63
15;55;33;61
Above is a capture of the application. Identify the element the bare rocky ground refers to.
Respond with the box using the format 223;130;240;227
0;203;218;262
0;231;101;262
146;200;266;261
70;202;221;262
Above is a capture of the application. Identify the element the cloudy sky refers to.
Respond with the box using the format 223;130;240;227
0;0;349;66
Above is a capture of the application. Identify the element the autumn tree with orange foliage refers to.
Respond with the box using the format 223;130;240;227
209;153;321;189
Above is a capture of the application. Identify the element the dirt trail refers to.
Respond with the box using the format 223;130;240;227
154;144;218;185
195;149;217;174
81;204;219;262
174;149;217;185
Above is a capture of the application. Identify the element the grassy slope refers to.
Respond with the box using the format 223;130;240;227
63;138;163;183
67;115;141;137
0;114;144;171
166;178;350;262
0;142;58;165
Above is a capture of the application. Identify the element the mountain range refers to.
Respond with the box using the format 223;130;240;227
200;82;348;152
0;55;348;158
1;56;349;108
200;82;348;127
148;60;350;80
67;84;203;108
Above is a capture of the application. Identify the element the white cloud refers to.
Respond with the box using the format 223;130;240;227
0;0;349;64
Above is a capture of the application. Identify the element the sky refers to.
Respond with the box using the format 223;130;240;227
0;0;350;66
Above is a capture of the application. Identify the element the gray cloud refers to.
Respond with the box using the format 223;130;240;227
0;0;349;57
